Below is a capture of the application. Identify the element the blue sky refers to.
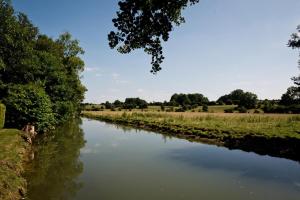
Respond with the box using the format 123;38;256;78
13;0;300;103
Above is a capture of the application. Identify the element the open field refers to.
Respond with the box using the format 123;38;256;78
82;110;300;161
0;129;30;200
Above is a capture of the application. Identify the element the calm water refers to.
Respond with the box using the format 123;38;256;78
26;118;300;200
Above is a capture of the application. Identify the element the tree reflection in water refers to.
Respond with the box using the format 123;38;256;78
26;119;86;200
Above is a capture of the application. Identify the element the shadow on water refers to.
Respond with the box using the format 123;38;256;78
164;145;300;189
97;120;300;190
25;119;86;200
95;119;300;162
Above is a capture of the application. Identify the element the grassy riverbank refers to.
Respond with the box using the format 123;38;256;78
82;111;300;160
82;111;300;139
0;129;30;200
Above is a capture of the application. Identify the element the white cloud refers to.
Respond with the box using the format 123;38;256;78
95;73;102;77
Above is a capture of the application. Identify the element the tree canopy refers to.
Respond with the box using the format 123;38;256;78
108;0;200;73
0;0;86;132
217;89;258;109
170;93;209;106
288;25;300;86
280;86;300;106
124;97;148;109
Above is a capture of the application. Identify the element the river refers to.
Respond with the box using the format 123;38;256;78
25;118;300;200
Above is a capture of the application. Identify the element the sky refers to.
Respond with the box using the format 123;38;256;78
13;0;300;103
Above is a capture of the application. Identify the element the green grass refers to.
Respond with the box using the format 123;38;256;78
0;129;30;200
82;111;300;140
82;111;300;161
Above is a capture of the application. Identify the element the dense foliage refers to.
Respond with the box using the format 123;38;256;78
109;0;199;73
217;89;258;109
288;25;300;86
3;84;55;132
170;93;209;107
280;86;300;106
124;98;148;109
0;1;86;132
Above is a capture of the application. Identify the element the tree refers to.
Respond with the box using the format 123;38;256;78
105;101;113;109
109;0;200;73
187;93;209;105
170;94;191;106
288;25;300;86
113;100;123;107
0;1;86;132
170;93;209;107
280;86;300;105
217;89;258;109
124;97;148;109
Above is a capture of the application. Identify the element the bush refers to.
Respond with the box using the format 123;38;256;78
202;105;208;112
0;103;5;129
3;84;56;132
175;107;185;112
254;109;261;114
224;108;234;113
263;104;300;114
237;106;247;113
91;106;102;111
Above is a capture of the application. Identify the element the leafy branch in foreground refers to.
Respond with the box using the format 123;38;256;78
108;0;199;74
288;25;300;86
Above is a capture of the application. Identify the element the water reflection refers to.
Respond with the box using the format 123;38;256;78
100;121;175;144
26;119;86;200
166;146;300;189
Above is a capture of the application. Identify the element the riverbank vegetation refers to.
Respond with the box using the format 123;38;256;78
82;110;300;161
0;129;30;200
83;111;300;139
0;1;86;199
0;0;86;133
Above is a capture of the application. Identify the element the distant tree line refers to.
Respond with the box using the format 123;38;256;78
0;1;86;132
84;86;300;114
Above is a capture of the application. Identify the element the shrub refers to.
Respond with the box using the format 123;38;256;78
224;108;234;113
202;105;208;112
254;109;261;114
0;103;5;129
237;106;247;113
3;84;56;132
263;104;300;114
175;107;185;112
